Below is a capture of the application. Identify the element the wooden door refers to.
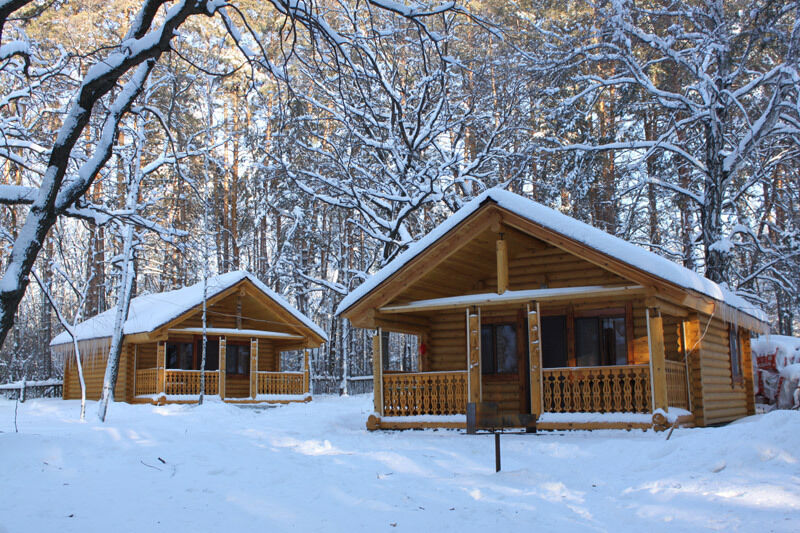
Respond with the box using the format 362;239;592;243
480;310;528;414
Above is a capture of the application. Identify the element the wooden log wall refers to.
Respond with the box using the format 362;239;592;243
506;247;630;291
258;340;276;371
696;314;748;425
662;315;684;362
427;310;468;371
60;338;129;401
135;342;158;369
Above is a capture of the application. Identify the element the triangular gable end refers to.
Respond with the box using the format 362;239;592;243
152;278;326;347
340;201;652;326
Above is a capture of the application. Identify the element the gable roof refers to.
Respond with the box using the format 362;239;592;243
51;270;327;346
336;188;767;323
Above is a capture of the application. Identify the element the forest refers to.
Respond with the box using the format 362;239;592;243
0;0;798;391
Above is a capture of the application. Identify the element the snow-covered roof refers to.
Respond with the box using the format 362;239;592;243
336;188;767;323
51;271;327;346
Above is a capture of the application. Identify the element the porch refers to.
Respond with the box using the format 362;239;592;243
133;335;311;405
369;361;690;430
366;290;694;431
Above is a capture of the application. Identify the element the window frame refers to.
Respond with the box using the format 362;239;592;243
541;304;633;368
165;341;195;370
480;322;519;376
224;340;251;376
728;325;743;385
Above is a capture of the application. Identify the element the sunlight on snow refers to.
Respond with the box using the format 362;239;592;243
269;436;348;456
225;490;297;523
91;425;122;441
366;451;430;477
757;445;797;464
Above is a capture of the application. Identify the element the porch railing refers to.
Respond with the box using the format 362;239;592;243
665;360;690;410
541;364;651;413
134;369;219;396
256;371;305;395
134;368;158;396
383;371;467;416
165;370;219;396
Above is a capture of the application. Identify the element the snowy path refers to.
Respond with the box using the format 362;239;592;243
1;396;798;532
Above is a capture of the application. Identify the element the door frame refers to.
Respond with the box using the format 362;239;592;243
480;309;529;414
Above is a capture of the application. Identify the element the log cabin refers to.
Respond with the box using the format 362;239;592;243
336;189;768;431
52;271;327;405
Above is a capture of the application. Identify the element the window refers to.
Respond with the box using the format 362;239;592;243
166;342;193;370
574;315;627;366
541;316;568;368
729;326;742;383
481;323;518;374
226;343;250;375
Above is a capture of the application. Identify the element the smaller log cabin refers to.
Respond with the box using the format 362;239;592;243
337;189;768;431
52;271;327;404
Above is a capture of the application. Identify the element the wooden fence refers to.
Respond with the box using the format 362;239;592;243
312;375;373;395
256;371;305;395
541;364;652;413
382;371;467;416
665;360;690;410
0;379;62;401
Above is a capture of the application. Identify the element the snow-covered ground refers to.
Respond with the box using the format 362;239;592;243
1;396;798;532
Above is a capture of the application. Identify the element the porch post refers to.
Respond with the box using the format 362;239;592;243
646;307;668;412
219;336;226;399
496;237;508;294
303;349;310;394
467;308;481;403
250;338;258;399
372;329;383;415
527;302;543;416
156;341;166;396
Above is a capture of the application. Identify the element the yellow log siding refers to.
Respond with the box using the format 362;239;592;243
60;338;129;401
697;314;749;425
258;339;277;372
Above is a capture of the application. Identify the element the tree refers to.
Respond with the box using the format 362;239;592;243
0;0;461;380
530;0;800;285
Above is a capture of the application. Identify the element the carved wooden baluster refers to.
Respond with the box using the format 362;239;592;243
641;368;648;412
384;376;392;415
416;374;422;415
440;374;447;415
621;368;632;411
403;375;409;415
600;372;610;412
426;374;433;415
405;375;412;415
431;374;439;415
591;371;601;412
392;376;399;415
553;372;563;412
